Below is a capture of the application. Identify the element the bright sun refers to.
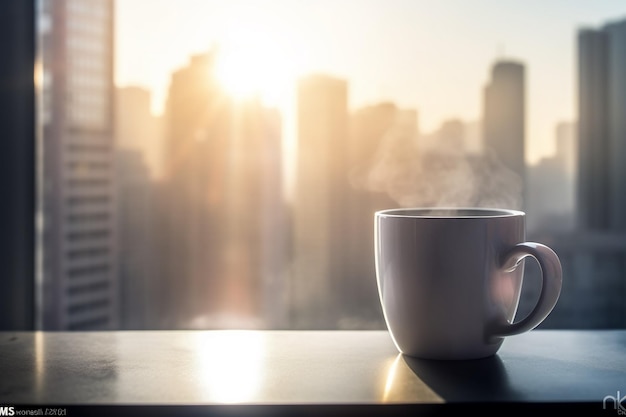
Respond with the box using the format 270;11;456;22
214;24;298;106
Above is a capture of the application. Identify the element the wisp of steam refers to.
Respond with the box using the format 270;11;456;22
350;114;522;210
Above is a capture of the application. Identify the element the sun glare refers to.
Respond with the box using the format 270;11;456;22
214;24;298;106
196;331;265;403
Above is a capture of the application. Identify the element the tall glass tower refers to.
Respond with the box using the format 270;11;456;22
39;0;117;330
483;60;526;210
578;18;626;231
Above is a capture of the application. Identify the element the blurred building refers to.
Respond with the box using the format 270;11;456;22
527;122;577;233
162;52;287;329
436;119;465;151
344;102;400;329
483;60;526;210
114;86;162;329
292;74;349;328
556;121;577;179
39;0;118;329
115;150;158;329
115;87;163;179
161;52;224;327
206;100;287;329
463;120;483;156
578;18;626;231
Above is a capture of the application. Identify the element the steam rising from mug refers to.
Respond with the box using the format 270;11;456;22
350;118;522;210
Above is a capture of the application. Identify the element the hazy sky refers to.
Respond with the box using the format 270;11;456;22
116;0;626;163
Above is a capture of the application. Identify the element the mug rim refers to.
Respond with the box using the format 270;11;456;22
375;207;525;219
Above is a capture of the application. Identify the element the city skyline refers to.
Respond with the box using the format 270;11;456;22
116;0;626;164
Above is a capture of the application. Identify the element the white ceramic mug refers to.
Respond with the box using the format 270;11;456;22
375;208;562;360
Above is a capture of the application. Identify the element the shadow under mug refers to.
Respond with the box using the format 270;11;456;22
375;207;562;360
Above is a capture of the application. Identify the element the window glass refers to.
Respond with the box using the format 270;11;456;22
38;0;626;330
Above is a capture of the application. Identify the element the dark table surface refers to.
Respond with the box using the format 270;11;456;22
0;330;624;414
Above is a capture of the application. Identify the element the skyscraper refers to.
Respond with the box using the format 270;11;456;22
40;0;118;329
162;52;287;329
218;101;287;329
115;87;163;179
114;86;162;329
483;60;526;210
527;123;577;234
161;52;227;327
345;102;405;329
578;28;608;230
578;18;626;231
293;74;349;328
115;150;155;329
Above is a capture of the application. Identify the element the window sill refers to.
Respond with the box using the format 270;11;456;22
0;330;622;413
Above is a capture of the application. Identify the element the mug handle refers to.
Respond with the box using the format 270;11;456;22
490;242;562;339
